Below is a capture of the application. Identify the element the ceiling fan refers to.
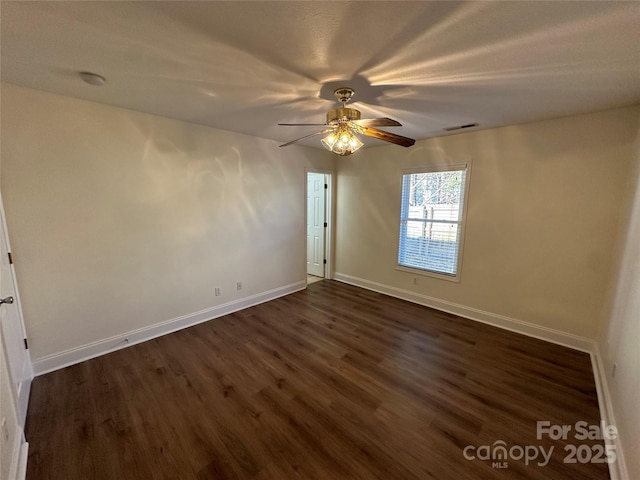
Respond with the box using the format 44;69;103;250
278;87;415;155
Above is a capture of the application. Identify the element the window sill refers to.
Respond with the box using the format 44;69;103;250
395;265;461;283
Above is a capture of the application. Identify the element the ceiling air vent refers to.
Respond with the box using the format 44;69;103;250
444;123;478;132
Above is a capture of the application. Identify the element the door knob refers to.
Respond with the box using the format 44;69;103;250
0;296;14;305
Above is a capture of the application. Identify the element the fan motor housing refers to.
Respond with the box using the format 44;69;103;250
327;107;361;124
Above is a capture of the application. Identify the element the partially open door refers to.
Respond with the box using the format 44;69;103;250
307;172;326;277
0;194;31;479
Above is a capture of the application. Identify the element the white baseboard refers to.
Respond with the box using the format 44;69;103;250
333;273;594;352
7;428;27;480
16;440;29;480
591;345;628;480
17;377;31;428
32;281;306;376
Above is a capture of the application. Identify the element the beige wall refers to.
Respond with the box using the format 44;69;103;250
598;122;640;479
335;106;640;339
1;84;333;361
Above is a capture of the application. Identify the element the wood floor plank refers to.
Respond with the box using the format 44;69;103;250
25;280;610;479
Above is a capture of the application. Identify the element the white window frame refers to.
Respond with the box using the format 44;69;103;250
396;164;471;283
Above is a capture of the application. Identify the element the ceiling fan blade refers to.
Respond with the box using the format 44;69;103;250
279;128;335;147
351;118;402;127
361;127;416;147
278;123;328;126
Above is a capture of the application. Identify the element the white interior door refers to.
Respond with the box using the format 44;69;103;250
307;172;326;277
0;198;31;426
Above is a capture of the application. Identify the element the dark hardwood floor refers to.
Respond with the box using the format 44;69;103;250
25;280;609;479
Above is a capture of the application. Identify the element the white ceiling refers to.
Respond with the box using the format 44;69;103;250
2;1;639;148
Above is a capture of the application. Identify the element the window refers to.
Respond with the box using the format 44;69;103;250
398;165;469;280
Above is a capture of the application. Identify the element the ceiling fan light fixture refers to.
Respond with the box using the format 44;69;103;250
321;124;363;156
278;87;414;151
320;131;338;151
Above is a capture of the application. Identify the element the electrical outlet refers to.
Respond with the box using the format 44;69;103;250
236;282;242;291
215;287;221;297
612;362;617;378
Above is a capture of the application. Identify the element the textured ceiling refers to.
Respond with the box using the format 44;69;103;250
2;1;639;148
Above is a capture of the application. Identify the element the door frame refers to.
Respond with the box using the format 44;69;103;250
304;168;334;282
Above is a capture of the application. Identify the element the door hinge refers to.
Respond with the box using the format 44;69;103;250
324;222;328;228
23;338;29;350
323;259;327;264
324;184;328;189
8;252;13;264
